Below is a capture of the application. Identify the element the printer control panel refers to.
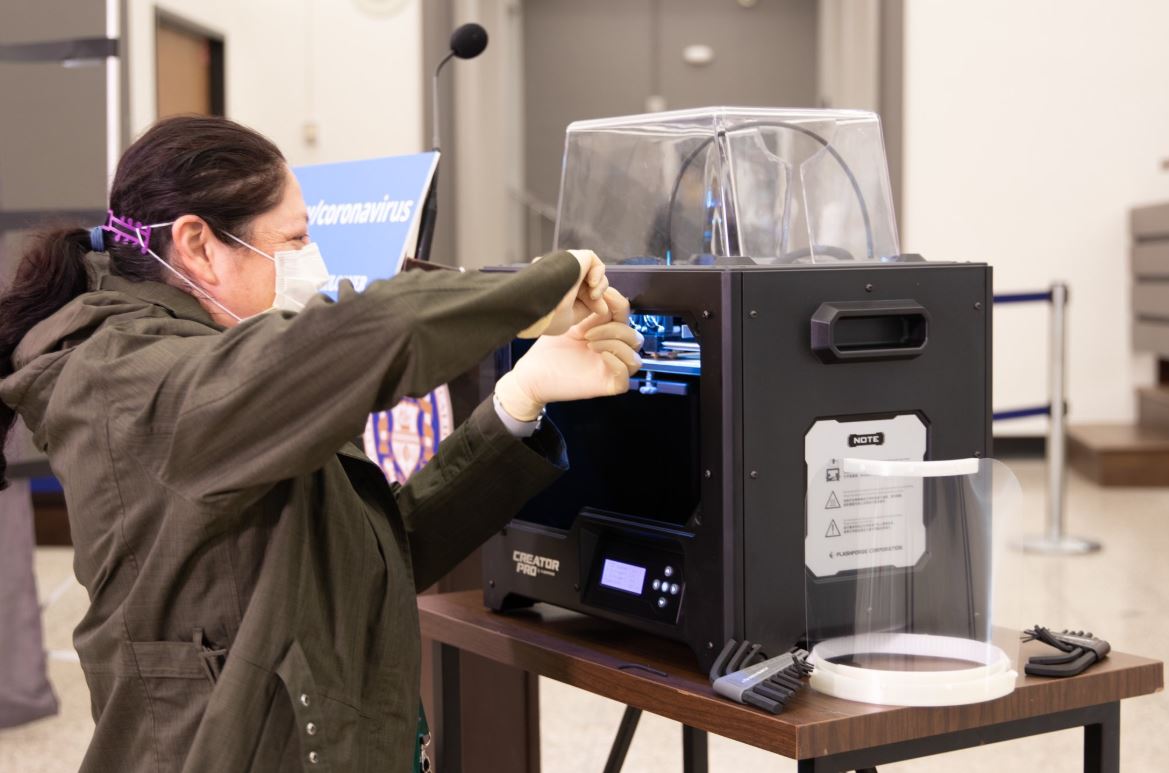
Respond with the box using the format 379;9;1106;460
581;539;685;624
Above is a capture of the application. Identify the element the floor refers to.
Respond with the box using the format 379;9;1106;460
2;458;1166;772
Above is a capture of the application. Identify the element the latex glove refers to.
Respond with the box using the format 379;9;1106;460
518;249;610;338
496;287;643;421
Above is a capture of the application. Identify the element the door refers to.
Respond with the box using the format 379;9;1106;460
155;13;224;118
520;0;819;255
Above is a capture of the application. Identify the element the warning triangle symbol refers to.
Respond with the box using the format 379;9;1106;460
826;519;841;538
825;491;841;509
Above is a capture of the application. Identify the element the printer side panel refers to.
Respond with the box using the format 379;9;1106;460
740;263;993;653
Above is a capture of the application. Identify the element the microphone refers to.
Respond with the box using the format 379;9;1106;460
450;22;488;61
416;23;489;263
431;23;489;150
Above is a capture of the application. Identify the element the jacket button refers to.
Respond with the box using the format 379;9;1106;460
308;751;320;764
299;693;311;707
306;722;318;736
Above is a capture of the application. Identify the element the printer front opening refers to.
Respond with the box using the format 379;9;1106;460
507;313;702;532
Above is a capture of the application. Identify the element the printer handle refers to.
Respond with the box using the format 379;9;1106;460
810;300;929;363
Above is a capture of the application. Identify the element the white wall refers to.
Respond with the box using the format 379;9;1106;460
902;0;1169;433
126;0;424;167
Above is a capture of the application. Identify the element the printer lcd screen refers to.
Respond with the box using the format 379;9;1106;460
599;559;647;595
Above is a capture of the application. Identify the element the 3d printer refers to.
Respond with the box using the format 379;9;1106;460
481;108;992;671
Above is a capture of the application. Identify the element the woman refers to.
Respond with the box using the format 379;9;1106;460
0;116;642;771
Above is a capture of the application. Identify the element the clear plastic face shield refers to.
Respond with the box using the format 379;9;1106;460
804;458;1022;706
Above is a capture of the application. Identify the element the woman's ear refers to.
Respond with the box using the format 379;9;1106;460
169;215;222;287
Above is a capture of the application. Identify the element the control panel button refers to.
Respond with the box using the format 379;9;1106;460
657;596;668;608
670;583;679;595
663;566;674;578
652;579;661;591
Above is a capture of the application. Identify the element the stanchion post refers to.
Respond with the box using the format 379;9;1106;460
1048;282;1069;540
1020;282;1101;554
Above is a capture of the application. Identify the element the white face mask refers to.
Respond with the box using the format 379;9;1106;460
226;234;331;313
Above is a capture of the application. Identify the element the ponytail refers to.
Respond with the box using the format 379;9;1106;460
0;226;92;490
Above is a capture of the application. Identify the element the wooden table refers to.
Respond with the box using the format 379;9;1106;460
419;591;1163;773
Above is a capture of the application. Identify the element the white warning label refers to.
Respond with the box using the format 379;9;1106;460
805;415;927;577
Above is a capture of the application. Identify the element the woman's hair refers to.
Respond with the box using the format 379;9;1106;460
0;115;287;489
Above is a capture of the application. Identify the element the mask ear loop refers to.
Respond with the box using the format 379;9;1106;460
131;222;244;323
224;232;277;263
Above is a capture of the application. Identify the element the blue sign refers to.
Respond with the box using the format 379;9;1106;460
293;152;439;292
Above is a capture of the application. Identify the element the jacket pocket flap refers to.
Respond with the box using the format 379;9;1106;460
125;640;207;679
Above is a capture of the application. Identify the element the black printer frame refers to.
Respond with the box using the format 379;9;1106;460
482;262;992;672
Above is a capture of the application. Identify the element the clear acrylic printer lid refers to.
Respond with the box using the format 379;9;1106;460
552;107;900;265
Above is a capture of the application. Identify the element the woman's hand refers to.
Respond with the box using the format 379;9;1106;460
518;249;610;338
496;287;643;421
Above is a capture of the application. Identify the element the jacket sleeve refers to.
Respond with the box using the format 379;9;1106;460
107;253;580;511
395;396;567;591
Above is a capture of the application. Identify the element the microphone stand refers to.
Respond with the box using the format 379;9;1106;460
414;169;440;264
414;52;456;264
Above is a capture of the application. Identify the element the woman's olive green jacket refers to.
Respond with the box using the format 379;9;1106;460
0;252;580;772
